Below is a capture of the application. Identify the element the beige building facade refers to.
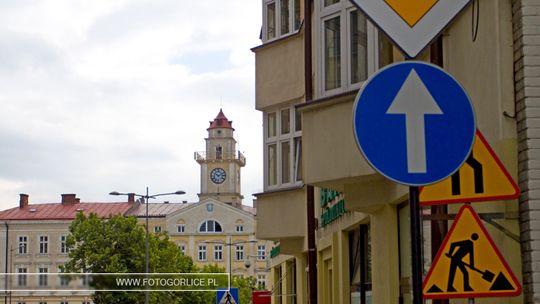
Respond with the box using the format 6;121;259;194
254;0;533;303
129;110;272;290
0;194;134;304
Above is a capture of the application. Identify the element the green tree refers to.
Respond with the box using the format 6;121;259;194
62;213;196;304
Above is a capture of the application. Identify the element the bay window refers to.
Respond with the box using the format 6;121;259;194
317;0;378;97
263;0;301;42
264;105;302;190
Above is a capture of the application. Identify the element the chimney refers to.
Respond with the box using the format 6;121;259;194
19;194;29;209
61;194;77;205
128;193;135;204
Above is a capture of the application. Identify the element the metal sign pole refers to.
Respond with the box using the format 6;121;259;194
410;186;424;304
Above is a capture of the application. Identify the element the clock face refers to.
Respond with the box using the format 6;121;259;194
210;168;227;184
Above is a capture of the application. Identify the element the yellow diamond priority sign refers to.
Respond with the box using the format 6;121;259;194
350;0;471;58
384;0;438;27
423;205;521;299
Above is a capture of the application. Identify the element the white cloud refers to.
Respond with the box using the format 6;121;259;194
0;0;263;209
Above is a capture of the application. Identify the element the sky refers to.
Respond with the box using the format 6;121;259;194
0;0;263;209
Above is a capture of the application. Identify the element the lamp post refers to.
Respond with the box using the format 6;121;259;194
8;244;24;304
110;188;185;304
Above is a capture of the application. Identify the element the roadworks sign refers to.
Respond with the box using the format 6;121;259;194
420;130;520;206
423;205;521;299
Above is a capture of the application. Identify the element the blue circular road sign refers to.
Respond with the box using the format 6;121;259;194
353;61;476;186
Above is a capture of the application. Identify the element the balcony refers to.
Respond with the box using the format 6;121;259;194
253;32;305;111
194;150;246;166
299;95;408;212
255;187;306;254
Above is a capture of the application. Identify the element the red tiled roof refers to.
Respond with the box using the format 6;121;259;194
0;202;133;221
208;109;233;130
125;202;194;217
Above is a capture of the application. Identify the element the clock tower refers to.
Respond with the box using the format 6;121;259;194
195;109;245;206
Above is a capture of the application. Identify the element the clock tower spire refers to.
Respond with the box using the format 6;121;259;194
195;109;245;206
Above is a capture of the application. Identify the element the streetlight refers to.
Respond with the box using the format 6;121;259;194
110;187;185;304
8;244;25;304
203;239;257;291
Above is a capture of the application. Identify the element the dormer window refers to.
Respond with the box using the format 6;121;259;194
199;220;223;233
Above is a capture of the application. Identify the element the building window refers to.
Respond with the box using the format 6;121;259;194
82;274;89;286
316;1;377;97
178;243;186;255
263;0;301;42
216;146;222;159
349;224;372;303
198;245;207;261
59;267;70;287
264;105;302;190
257;245;266;260
38;267;48;286
18;236;28;254
236;225;244;232
17;267;27;287
235;245;244;261
154;226;162;233
257;274;267;290
60;301;68;304
214;245;223;261
39;236;48;254
60;235;69;254
207;203;214;212
177;224;185;233
199;220;223;233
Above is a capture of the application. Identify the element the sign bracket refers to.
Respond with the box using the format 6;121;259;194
422;212;520;243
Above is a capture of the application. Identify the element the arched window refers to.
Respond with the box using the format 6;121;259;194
199;220;223;233
216;146;222;159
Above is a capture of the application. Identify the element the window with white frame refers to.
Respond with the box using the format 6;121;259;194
38;267;48;286
199;220;223;233
257;274;267;289
178;243;186;255
264;105;302;190
39;236;48;254
263;0;301;42
316;0;378;97
214;245;223;261
257;245;266;260
18;236;28;254
177;224;185;233
59;267;70;287
60;235;69;254
198;244;207;261
236;224;244;232
17;267;27;287
154;226;162;233
235;245;244;261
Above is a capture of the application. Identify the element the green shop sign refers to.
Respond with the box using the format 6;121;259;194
320;188;347;227
320;188;340;207
270;245;281;258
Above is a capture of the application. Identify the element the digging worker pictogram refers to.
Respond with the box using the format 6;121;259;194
445;233;479;292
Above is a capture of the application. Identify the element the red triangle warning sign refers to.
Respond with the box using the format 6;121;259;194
423;205;522;299
420;130;520;206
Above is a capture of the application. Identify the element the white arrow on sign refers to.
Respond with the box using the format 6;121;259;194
386;69;443;173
